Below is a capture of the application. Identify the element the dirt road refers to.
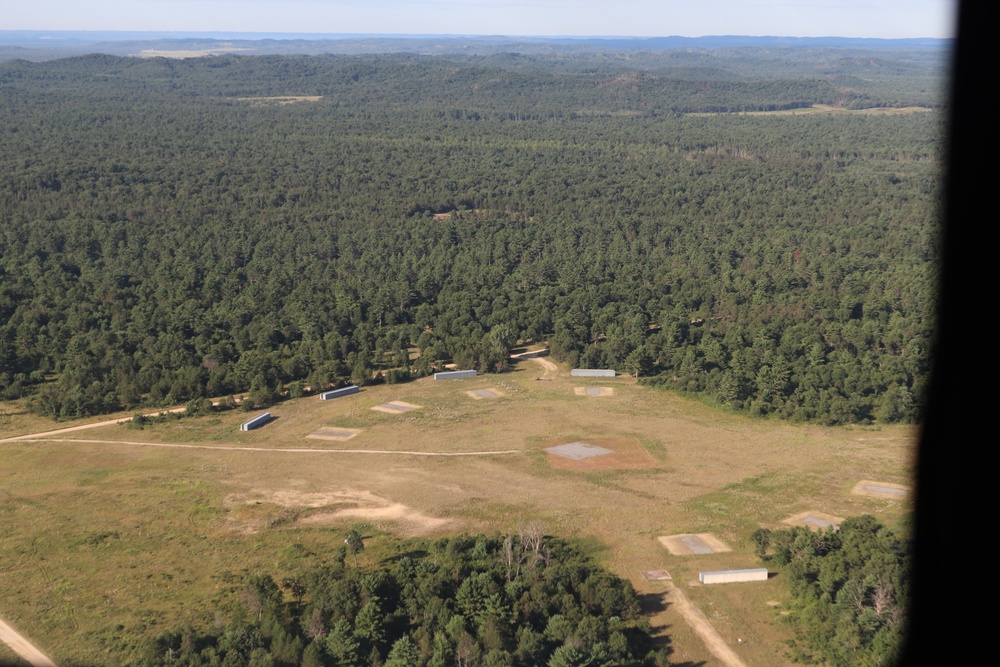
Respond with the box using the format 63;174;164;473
664;582;748;667
0;408;185;444
13;437;520;456
0;617;57;667
510;349;558;375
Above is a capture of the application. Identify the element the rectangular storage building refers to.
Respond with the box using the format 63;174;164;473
434;370;478;380
240;412;272;431
320;385;360;400
571;369;616;377
698;568;769;584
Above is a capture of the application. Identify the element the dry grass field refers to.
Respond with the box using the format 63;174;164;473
0;358;916;666
235;96;325;106
689;104;936;117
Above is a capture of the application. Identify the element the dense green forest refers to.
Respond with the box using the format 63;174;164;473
0;50;942;423
138;532;667;667
752;517;909;666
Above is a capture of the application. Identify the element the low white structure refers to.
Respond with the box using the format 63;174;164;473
434;370;477;380
320;385;360;400
240;412;272;431
698;568;768;584
571;369;615;377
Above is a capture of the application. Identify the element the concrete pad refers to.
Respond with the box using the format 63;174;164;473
658;533;732;556
545;442;615;460
574;386;614;396
306;427;362;442
642;570;672;581
680;535;715;555
466;388;501;399
851;480;910;499
372;401;422;414
783;511;843;530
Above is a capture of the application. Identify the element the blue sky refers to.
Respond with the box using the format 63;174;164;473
3;1;956;39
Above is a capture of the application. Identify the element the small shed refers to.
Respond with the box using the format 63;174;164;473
320;385;360;400
240;412;272;431
434;370;478;380
571;369;616;377
698;568;768;584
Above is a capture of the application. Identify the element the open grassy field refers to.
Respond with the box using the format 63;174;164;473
0;357;916;666
688;104;936;117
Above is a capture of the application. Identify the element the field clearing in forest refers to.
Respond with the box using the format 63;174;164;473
235;95;324;105
689;104;936;117
0;357;916;667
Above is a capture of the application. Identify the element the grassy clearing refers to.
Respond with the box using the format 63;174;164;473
0;361;915;666
688;104;936;117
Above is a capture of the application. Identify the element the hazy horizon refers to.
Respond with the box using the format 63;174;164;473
5;1;957;40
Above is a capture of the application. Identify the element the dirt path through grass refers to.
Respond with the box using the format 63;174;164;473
0;408;185;443
510;349;558;375
664;582;748;667
13;437;520;456
0;617;57;667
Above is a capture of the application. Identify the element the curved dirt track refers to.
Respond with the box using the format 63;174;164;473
0;617;57;667
510;349;558;375
13;437;520;457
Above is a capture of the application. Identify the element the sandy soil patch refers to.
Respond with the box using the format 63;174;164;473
689;104;934;117
0;617;57;667
306;427;362;442
372;401;422;414
295;490;451;535
851;480;910;499
574;386;615;396
466;388;503;399
658;533;732;556
662;582;748;667
226;489;450;535
544;437;656;471
511;349;557;375
236;95;323;105
782;511;843;530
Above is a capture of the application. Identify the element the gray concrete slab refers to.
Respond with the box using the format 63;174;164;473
544;442;614;460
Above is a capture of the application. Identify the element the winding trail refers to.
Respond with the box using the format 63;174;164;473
0;617;57;667
510;348;558;375
9;437;520;457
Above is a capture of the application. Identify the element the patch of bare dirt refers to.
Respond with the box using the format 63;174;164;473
227;489;451;536
663;582;749;667
782;511;843;530
851;479;911;499
306;427;362;441
236;95;323;105
0;618;57;667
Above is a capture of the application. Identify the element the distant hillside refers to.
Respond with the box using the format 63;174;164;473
0;51;941;424
0;30;952;62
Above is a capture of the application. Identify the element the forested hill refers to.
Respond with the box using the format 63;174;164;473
0;51;941;423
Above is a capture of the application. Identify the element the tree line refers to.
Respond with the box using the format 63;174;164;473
752;516;909;666
138;531;669;667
